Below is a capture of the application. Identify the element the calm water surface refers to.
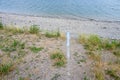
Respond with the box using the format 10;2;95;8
0;0;120;21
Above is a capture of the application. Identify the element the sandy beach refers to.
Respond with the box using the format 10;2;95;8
0;12;120;39
0;12;120;80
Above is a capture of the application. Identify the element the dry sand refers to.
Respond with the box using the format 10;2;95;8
0;12;120;39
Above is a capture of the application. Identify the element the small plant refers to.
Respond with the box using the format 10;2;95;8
29;25;40;34
84;76;89;80
113;49;120;57
18;50;27;58
18;77;24;80
79;34;120;51
30;46;43;53
20;43;25;49
4;26;24;34
95;70;104;80
93;61;105;80
51;73;61;80
0;63;13;74
1;39;25;52
115;59;120;64
45;30;60;38
79;35;102;51
50;50;66;67
0;22;3;29
11;40;20;47
105;69;120;80
1;47;16;52
83;72;89;80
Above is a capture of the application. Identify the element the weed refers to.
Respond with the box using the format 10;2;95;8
93;61;104;80
29;25;40;34
0;22;3;29
19;77;24;80
15;69;19;74
18;50;27;58
11;40;25;49
1;40;25;52
105;69;120;80
113;49;120;57
2;47;16;52
20;43;25;49
50;50;66;67
83;72;89;80
60;32;66;40
45;30;60;38
79;34;120;51
79;35;102;51
11;40;20;47
4;26;24;34
86;51;101;61
95;70;104;80
51;73;61;80
84;76;89;80
30;46;43;53
0;63;13;74
115;59;120;64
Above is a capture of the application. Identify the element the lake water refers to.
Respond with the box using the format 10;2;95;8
0;0;120;21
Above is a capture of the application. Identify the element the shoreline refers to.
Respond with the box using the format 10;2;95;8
1;12;120;23
0;12;120;39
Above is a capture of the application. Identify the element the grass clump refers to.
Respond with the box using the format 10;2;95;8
113;49;120;57
103;40;120;50
1;40;25;52
11;40;25;49
95;70;104;80
29;25;40;34
30;46;43;53
2;47;16;52
3;26;25;34
93;62;105;80
50;50;66;67
79;34;120;80
45;30;60;38
79;34;102;51
0;63;13;74
105;69;120;80
79;34;120;51
0;22;3;29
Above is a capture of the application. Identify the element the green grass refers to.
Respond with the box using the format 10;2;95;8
1;47;16;52
103;40;120;50
79;34;120;51
79;35;102;51
0;22;3;29
12;40;25;49
0;63;13;74
30;46;43;53
29;25;40;34
45;30;60;38
1;40;25;52
50;51;66;67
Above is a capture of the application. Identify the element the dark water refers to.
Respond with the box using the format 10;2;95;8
0;0;120;21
